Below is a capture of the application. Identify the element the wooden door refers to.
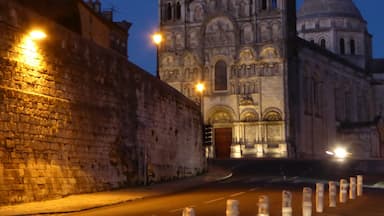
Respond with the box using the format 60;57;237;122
215;128;232;159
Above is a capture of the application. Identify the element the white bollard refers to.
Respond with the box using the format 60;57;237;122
282;190;292;216
226;199;239;216
302;187;312;216
349;177;357;200
339;179;348;204
328;181;337;207
182;207;195;216
258;195;269;216
316;183;324;213
357;175;363;196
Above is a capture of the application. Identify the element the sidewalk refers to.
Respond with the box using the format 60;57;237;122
0;166;232;216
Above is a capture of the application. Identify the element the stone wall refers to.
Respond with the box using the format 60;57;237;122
296;40;376;158
0;0;205;205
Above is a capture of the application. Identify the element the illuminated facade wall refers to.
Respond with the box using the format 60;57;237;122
159;0;382;159
159;0;295;158
0;1;204;205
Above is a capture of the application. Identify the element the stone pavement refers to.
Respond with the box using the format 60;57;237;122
0;166;232;216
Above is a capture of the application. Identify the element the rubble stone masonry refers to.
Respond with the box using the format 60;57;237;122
0;0;205;205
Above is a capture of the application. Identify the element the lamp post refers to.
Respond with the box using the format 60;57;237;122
196;82;208;157
195;82;205;114
152;33;163;79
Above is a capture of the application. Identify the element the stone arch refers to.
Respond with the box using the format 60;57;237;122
260;46;280;62
175;1;182;20
263;108;283;121
183;52;201;67
188;29;200;48
164;31;175;50
161;53;177;68
317;35;328;49
271;21;281;40
238;47;256;63
241;23;253;44
190;2;204;22
259;23;271;42
240;109;259;122
349;38;356;55
166;2;173;20
214;60;228;91
207;106;237;124
204;16;236;48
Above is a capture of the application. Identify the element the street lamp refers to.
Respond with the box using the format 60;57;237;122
29;29;47;41
152;33;163;78
195;82;205;113
196;82;211;157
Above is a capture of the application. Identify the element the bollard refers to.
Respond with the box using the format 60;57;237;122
182;207;195;216
282;190;292;216
349;177;357;199
316;183;324;213
302;187;312;216
226;199;239;216
328;181;337;207
258;195;269;216
339;179;348;204
357;175;363;196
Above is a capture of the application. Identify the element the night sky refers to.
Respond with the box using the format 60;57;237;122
100;0;384;75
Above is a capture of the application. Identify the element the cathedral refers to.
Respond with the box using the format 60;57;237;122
158;0;384;159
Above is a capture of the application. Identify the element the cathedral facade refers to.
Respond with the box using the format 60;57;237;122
158;0;384;159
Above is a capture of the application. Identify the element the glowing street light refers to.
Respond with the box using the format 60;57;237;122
195;82;205;94
334;147;348;159
152;33;163;45
325;146;351;160
152;33;163;78
29;29;47;40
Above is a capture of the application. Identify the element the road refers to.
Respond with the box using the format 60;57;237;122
69;160;384;216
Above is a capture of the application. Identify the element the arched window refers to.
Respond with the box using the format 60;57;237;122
166;2;172;20
263;111;282;121
271;0;277;9
340;38;345;54
350;39;356;55
176;2;181;20
261;0;267;10
320;39;326;49
214;61;228;91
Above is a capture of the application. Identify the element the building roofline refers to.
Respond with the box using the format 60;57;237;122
297;37;367;74
78;0;131;34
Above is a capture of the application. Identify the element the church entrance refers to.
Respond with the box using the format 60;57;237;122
214;128;232;158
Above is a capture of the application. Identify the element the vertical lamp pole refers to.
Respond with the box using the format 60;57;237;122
152;33;163;78
196;82;206;155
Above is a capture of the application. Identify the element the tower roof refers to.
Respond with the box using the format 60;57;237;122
298;0;364;20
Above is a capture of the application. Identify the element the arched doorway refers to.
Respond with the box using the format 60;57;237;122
209;109;233;158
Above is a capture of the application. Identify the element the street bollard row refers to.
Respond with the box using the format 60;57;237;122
282;190;292;216
316;183;324;213
226;199;239;216
182;207;195;216
258;195;269;216
181;175;363;216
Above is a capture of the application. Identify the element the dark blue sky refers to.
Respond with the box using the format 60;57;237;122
101;0;384;74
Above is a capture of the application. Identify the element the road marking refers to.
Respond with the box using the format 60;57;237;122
204;197;225;204
249;187;258;192
169;208;184;213
169;205;197;213
229;192;246;197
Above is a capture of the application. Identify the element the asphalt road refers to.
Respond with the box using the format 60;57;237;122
69;160;384;216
